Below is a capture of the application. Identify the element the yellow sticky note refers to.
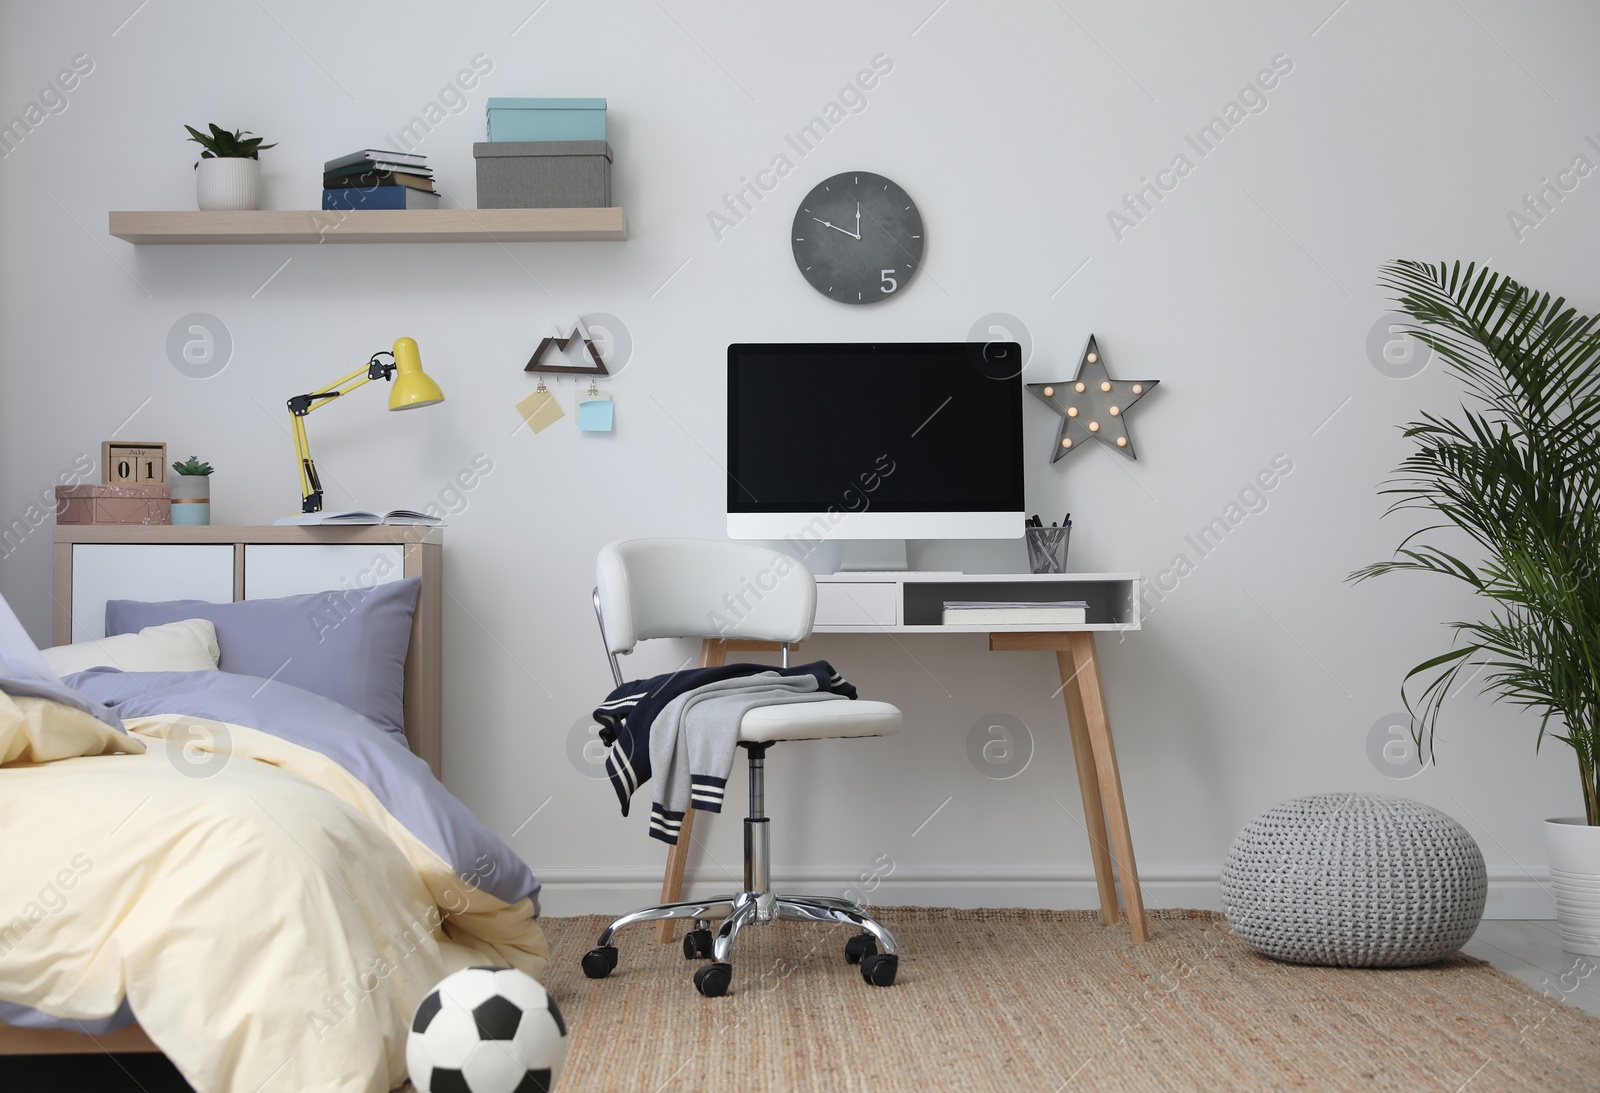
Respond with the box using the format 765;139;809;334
516;388;565;434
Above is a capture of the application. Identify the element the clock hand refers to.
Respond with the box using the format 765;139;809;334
811;216;860;240
855;202;861;237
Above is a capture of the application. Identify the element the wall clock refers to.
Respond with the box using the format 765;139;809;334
791;172;923;304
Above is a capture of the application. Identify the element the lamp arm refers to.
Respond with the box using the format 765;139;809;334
290;411;323;513
286;356;394;514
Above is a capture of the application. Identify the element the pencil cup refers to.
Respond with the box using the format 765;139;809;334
1026;526;1071;574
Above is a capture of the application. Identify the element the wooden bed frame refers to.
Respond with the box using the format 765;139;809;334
0;524;443;1058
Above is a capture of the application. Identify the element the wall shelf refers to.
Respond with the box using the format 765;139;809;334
107;207;627;244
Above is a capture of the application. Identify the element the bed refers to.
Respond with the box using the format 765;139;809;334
0;527;547;1093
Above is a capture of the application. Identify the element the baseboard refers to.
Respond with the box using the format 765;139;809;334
535;865;1555;920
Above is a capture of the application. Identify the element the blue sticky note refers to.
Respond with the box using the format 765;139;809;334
578;397;614;432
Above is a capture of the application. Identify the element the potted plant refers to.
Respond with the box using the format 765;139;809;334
1352;259;1600;955
170;456;213;526
185;123;275;211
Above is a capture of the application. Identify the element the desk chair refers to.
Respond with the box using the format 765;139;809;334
581;537;904;996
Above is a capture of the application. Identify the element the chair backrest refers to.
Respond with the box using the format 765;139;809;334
595;538;816;654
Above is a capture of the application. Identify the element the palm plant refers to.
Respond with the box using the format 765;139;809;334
1351;260;1600;826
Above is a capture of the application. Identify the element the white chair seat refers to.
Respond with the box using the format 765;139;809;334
738;699;902;743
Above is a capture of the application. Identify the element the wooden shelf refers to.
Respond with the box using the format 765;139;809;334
108;207;627;244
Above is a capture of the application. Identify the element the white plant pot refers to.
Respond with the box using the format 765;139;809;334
1545;817;1600;955
195;158;261;211
170;474;210;526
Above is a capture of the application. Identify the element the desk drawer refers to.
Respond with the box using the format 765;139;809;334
815;583;898;627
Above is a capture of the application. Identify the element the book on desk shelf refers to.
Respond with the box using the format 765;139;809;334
324;149;429;172
324;165;434;186
941;600;1088;626
323;170;436;192
323;186;440;211
274;509;443;527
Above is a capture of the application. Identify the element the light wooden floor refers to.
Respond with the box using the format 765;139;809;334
1467;920;1600;1017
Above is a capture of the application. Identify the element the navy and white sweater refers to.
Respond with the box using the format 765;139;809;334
592;660;856;822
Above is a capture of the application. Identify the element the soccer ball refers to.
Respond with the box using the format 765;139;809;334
407;966;569;1093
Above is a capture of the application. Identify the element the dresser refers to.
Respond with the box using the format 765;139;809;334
51;524;443;776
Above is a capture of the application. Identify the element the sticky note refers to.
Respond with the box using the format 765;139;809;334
578;393;614;432
516;388;565;434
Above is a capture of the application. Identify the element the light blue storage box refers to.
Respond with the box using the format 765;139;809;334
486;98;607;142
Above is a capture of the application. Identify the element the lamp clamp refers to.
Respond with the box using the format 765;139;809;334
366;351;396;382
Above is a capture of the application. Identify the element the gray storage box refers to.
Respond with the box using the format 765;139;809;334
473;141;612;208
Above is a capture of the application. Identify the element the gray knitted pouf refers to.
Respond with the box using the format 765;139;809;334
1220;793;1487;967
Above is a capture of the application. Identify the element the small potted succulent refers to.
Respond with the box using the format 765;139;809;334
185;123;275;211
170;456;213;526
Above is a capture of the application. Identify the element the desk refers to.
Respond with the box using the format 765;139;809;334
656;571;1149;944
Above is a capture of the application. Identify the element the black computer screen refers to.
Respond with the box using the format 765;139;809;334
727;343;1024;513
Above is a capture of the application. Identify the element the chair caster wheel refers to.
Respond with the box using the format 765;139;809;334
694;962;733;997
844;934;878;965
683;929;714;960
581;946;618;979
860;952;898;987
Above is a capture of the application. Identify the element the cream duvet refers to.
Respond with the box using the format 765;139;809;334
0;676;549;1093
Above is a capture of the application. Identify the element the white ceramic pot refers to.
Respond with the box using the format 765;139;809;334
170;474;210;526
195;158;261;211
1545;818;1600;955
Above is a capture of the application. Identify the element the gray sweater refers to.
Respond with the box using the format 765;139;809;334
646;672;836;845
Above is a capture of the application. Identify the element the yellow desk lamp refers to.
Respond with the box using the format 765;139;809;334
286;337;444;513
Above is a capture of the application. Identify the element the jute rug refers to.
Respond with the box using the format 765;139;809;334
536;908;1600;1093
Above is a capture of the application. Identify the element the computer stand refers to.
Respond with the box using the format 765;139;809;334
836;539;908;572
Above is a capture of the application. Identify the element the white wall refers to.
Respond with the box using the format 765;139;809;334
2;0;1594;917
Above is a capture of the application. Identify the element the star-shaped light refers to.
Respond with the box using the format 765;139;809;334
1027;335;1158;463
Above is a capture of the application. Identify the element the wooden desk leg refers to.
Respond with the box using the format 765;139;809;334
1068;632;1148;942
654;638;728;942
1057;650;1120;927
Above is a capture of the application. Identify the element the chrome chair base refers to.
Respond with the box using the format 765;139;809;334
596;890;899;961
584;890;900;995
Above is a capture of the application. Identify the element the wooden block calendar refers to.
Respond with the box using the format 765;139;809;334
102;441;166;486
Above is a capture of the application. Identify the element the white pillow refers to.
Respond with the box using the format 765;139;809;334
40;619;220;677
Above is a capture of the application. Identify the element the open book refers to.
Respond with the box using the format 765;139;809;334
273;509;443;527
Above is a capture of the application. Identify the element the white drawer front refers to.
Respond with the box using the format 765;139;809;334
71;544;234;641
243;544;405;600
814;582;898;628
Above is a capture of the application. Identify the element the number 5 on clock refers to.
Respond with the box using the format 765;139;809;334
880;270;898;293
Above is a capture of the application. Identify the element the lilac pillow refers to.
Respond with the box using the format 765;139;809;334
105;577;419;742
0;590;122;730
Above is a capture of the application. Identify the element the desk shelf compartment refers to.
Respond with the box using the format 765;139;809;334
811;572;1140;633
903;579;1137;629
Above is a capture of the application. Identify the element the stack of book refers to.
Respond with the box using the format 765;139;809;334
322;149;440;211
941;599;1088;626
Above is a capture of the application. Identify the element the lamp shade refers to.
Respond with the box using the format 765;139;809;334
388;337;444;410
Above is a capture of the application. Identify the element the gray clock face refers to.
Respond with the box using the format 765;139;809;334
791;172;923;305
